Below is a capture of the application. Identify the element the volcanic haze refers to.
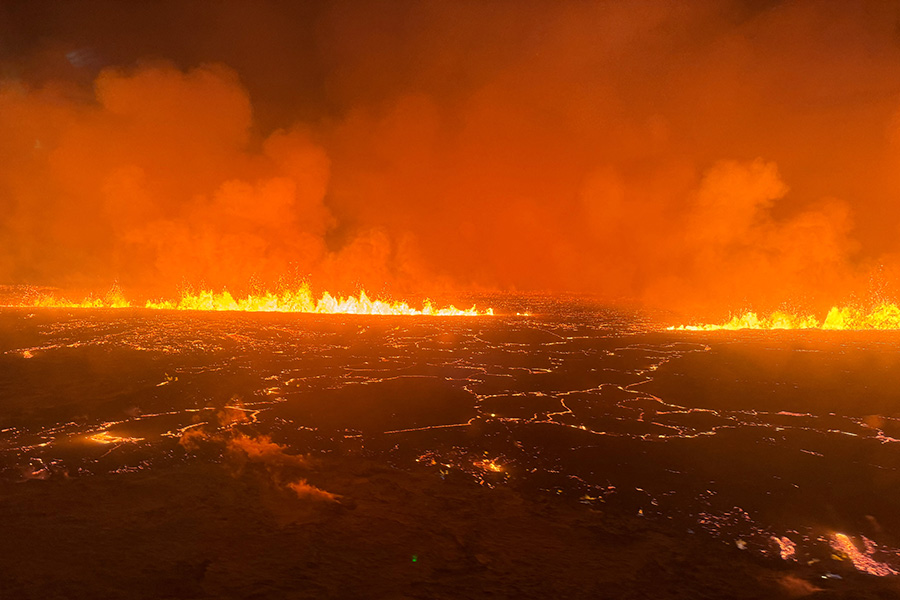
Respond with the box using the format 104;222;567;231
1;0;900;313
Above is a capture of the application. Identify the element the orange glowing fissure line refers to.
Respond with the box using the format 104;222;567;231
671;303;900;331
8;285;493;316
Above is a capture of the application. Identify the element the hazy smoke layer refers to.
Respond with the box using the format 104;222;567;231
1;0;899;311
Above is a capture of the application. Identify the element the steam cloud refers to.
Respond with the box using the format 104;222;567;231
180;405;337;503
1;0;899;312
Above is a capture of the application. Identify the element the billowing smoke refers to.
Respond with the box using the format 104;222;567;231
227;433;339;503
2;0;900;312
1;64;338;294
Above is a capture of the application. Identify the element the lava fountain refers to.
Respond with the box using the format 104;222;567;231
4;284;493;316
670;302;900;331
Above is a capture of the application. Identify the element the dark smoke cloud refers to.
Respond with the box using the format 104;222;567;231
1;0;900;311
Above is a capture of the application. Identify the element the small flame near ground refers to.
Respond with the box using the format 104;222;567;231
671;303;900;331
4;284;492;316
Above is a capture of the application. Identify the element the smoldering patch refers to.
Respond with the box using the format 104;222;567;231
216;405;252;427
177;427;211;454
287;479;340;503
775;574;822;598
226;432;312;472
177;408;339;511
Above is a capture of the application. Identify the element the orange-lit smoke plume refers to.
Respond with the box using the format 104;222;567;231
179;407;337;503
2;1;900;313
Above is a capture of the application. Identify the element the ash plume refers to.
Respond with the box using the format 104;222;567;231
2;0;900;312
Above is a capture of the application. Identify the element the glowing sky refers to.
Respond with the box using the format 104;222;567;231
1;1;899;311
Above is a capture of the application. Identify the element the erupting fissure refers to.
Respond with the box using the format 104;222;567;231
6;285;492;316
671;303;900;331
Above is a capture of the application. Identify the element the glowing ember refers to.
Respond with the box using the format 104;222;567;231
89;431;145;444
829;533;898;576
473;458;504;473
670;303;900;331
773;536;796;561
6;284;492;316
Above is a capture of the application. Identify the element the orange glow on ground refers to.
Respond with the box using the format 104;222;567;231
671;303;900;331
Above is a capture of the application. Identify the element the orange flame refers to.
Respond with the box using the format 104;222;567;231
670;303;900;331
8;284;492;316
28;285;131;309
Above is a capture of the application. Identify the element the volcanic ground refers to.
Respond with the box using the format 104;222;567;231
1;295;900;599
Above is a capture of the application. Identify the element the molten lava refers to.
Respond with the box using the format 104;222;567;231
829;533;898;577
473;458;505;473
9;285;492;316
671;303;900;331
89;431;144;444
